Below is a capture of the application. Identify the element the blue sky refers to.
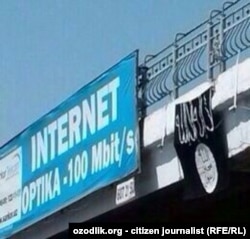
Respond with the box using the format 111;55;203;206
1;0;230;146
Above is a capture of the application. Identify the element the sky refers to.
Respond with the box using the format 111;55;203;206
0;0;236;146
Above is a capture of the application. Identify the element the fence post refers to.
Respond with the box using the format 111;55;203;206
173;42;178;99
220;11;226;73
173;33;185;99
207;18;213;82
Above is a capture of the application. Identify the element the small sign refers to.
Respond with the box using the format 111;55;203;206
0;148;22;229
116;178;135;205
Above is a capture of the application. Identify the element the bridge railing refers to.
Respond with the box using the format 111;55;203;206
138;0;250;116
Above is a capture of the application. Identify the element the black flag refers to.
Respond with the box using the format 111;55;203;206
174;87;228;199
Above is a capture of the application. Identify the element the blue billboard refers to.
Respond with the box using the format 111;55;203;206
0;51;139;238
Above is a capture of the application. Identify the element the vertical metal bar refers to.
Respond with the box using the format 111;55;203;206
173;43;179;99
207;20;213;82
135;49;141;115
173;33;185;99
220;12;226;73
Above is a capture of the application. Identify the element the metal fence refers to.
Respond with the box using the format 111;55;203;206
138;0;250;116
